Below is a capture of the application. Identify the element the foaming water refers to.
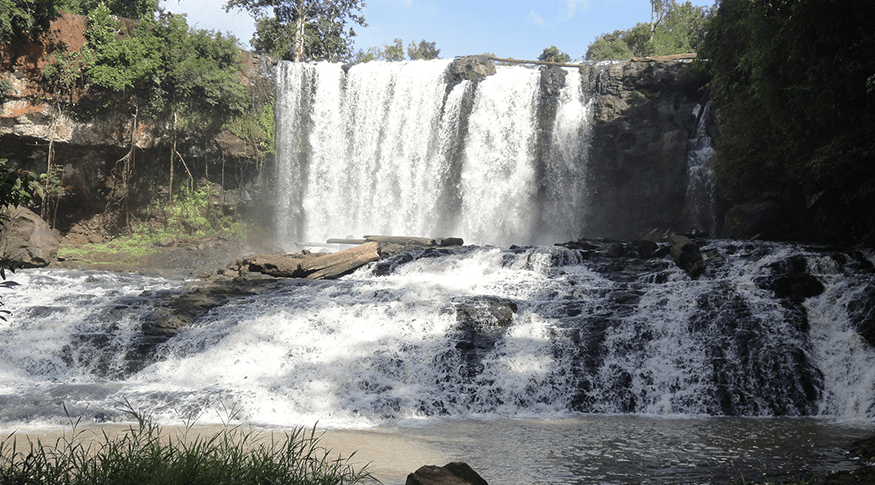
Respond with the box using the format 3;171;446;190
2;241;875;482
273;60;596;248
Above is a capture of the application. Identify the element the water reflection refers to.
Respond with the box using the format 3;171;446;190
388;415;873;485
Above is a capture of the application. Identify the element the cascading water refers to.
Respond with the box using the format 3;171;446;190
273;60;593;248
684;101;717;235
2;241;874;483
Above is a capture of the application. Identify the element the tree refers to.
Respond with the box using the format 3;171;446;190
0;0;63;45
585;32;634;61
353;38;441;63
538;45;571;63
584;1;710;60
67;0;159;20
699;0;875;242
407;39;439;60
649;0;669;42
225;0;366;62
382;37;404;61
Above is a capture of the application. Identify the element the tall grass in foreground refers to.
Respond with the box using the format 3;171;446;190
0;407;376;485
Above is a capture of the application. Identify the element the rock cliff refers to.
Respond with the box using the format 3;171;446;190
581;58;709;239
0;12;276;235
2;16;709;244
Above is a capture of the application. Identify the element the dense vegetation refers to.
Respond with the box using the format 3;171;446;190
585;0;711;60
698;0;875;242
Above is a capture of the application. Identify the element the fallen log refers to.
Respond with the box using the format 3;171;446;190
302;241;382;280
241;253;309;277
363;235;464;246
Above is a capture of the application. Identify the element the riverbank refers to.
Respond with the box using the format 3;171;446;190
1;423;447;485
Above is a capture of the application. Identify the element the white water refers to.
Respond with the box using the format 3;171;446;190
684;102;717;235
2;242;875;483
2;242;874;428
273;60;595;248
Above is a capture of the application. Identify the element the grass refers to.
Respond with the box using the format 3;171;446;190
0;404;376;485
57;183;250;268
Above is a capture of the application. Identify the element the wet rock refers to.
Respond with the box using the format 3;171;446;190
448;55;496;82
848;284;875;347
406;462;489;485
451;296;518;378
756;254;825;302
0;205;59;267
669;234;705;279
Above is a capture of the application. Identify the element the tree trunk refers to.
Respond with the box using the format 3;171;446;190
294;13;305;62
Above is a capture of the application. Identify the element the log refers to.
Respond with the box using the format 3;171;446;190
326;238;367;245
243;253;308;277
302;241;381;280
363;235;464;246
364;235;437;245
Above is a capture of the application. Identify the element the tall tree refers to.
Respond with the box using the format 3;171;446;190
649;0;670;42
407;39;439;60
538;45;571;63
585;1;710;60
225;0;366;62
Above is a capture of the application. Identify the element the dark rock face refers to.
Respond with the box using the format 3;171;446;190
848;284;875;347
406;462;489;485
0;205;59;267
581;60;706;239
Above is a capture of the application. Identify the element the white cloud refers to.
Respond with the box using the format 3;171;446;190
566;0;589;18
528;10;545;25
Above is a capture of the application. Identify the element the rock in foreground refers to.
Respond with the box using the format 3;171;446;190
406;462;488;485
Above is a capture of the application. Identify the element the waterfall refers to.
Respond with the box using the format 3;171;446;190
2;241;874;428
684;101;717;235
273;60;595;248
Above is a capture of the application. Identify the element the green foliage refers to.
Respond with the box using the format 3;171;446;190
65;0;159;20
585;1;710;60
229;0;367;62
0;159;41;207
382;37;404;61
77;9;248;129
354;38;442;63
584;33;634;61
0;404;376;485
407;39;440;60
0;0;63;44
156;14;249;126
699;0;875;242
225;99;276;161
538;46;572;63
86;12;162;93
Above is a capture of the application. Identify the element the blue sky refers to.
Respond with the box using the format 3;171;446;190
160;0;715;61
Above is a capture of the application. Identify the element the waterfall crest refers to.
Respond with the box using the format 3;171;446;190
274;60;595;248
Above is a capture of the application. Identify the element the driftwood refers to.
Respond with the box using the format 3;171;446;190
241;236;464;280
302;241;382;280
486;52;696;68
486;55;587;68
327;236;465;247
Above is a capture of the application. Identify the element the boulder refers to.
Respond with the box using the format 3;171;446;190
669;234;705;279
0;205;59;267
448;55;496;82
406;462;488;485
